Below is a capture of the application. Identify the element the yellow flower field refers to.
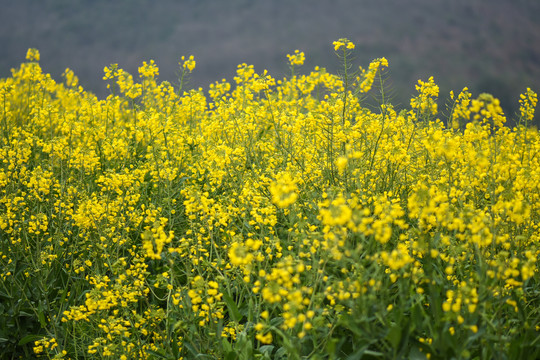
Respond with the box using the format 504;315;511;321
1;40;539;359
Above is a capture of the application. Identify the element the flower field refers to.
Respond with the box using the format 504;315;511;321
1;41;539;359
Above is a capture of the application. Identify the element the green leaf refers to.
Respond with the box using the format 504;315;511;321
195;354;216;359
145;349;169;359
18;334;43;346
269;316;284;328
222;292;242;323
275;347;288;358
363;349;384;357
38;300;47;328
171;338;180;358
248;297;255;323
183;341;199;357
345;345;370;360
407;346;429;360
58;286;70;306
259;345;274;355
222;337;232;353
386;323;401;349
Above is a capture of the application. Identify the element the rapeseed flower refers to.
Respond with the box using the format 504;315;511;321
287;49;305;66
181;55;196;72
269;172;298;208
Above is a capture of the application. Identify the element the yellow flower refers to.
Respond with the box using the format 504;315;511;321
138;59;159;78
26;48;40;61
336;156;348;174
319;195;352;227
519;87;537;124
228;242;254;266
287;50;305;66
269;172;299;208
255;331;273;344
333;40;345;51
333;38;354;51
181;55;196;72
357;58;388;93
410;76;439;116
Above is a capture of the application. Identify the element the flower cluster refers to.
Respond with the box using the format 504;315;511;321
333;38;355;51
286;49;305;66
180;55;196;72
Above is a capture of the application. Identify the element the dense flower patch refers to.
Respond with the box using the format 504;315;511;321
1;40;539;359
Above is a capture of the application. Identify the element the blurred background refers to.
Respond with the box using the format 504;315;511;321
1;0;539;126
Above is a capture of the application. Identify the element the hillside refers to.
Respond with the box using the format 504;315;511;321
1;0;539;125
